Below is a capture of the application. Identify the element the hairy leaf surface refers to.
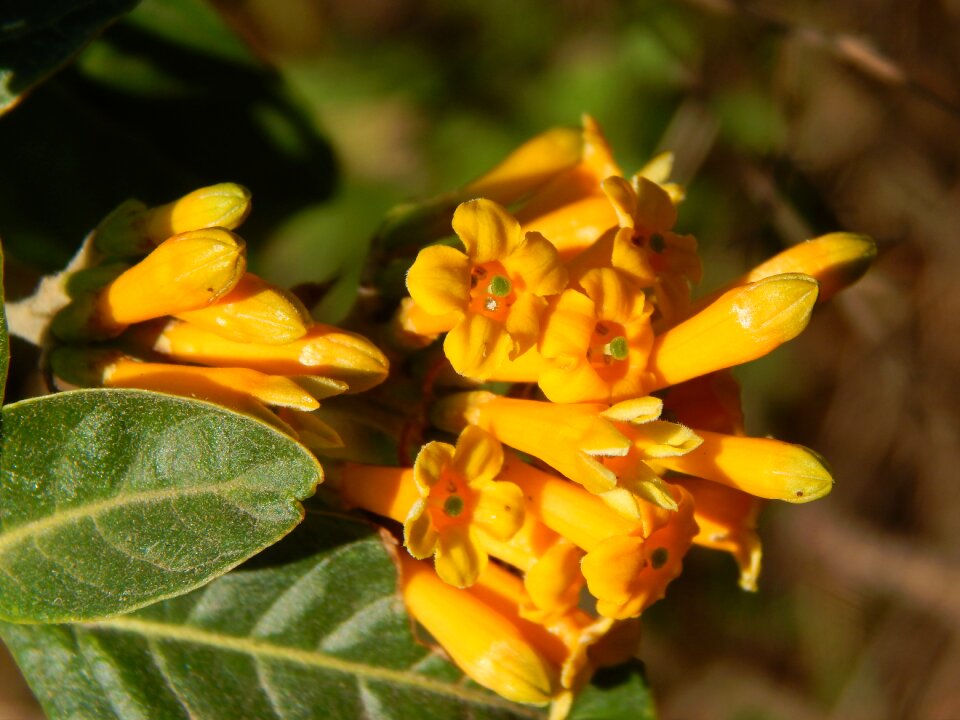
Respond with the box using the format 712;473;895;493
1;516;539;719
568;661;655;720
0;389;321;622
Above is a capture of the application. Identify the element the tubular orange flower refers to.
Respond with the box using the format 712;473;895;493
655;429;834;502
475;505;586;621
463;126;585;205
672;475;762;591
406;198;567;380
174;272;312;345
647;273;820;390
340;427;524;588
433;391;630;495
397;554;558;706
148;318;389;393
581;484;697;619
534;268;655;404
49;347;319;430
95;182;252;256
52;228;246;341
689;231;877;314
493;454;694;618
568;175;701;326
433;392;700;518
464;558;642;716
513;115;623;258
661;371;746;436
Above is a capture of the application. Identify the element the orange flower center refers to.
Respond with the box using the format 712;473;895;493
586;320;631;382
427;469;474;531
468;261;518;322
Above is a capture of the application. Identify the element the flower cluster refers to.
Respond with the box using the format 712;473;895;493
346;116;875;711
42;117;876;718
49;183;389;450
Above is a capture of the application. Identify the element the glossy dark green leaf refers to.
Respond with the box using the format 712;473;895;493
0;238;8;402
0;0;140;114
567;661;655;720
1;515;540;720
0;389;322;623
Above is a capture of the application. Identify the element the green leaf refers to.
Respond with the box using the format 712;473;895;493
1;515;540;720
568;661;655;720
0;0;140;115
0;237;8;403
0;389;321;623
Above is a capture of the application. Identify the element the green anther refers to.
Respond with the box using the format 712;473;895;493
443;495;465;517
650;233;666;253
488;274;512;297
650;547;669;569
605;336;629;361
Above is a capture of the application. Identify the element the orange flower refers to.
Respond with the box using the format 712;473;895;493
406;199;567;379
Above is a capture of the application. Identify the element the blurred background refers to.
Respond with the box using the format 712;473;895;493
2;0;959;718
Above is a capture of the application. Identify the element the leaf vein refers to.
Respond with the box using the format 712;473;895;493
0;473;264;559
90;616;537;715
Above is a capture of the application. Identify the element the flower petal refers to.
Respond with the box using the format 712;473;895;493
601;176;637;229
632;176;677;231
538;289;595;362
406;245;471;316
452;426;504;486
443;312;513;380
453;198;522;263
609;228;657;286
522;540;584;618
413;441;455;494
505;293;545;358
636;152;674;186
502;231;568;296
578;268;639;324
472;480;525;540
435;525;488;588
464;127;583;205
538;360;609;404
581;534;647;618
404;500;439;558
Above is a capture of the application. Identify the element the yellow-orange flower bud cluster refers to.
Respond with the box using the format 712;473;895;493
49;183;389;448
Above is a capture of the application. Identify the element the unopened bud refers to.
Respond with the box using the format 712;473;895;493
175;273;312;345
95;183;252;256
648;274;819;390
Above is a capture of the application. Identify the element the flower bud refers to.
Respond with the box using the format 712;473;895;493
175;273;312;345
151;319;389;393
95;183;252;256
648;273;819;390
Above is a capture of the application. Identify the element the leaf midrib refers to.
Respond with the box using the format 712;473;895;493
87;615;542;716
0;471;276;558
